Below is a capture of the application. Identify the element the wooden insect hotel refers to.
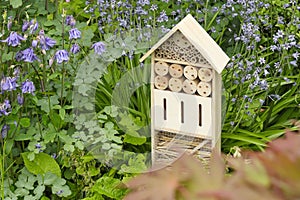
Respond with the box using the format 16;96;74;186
140;14;230;166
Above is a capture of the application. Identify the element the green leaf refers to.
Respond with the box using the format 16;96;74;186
80;27;94;47
44;172;57;185
64;144;75;152
15;133;34;141
20;118;31;128
49;111;62;129
5;139;14;154
22;152;61;177
10;0;22;8
124;131;146;145
91;177;127;199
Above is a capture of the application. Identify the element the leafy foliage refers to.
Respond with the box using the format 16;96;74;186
125;129;300;200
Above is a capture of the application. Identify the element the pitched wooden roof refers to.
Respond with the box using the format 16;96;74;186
140;14;230;74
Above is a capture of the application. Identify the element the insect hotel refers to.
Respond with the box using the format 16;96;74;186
140;14;230;166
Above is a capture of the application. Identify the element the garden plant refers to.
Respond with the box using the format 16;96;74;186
0;0;299;199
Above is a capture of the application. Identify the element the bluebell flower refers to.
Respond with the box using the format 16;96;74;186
1;124;9;138
290;60;297;67
1;31;25;47
292;52;299;60
21;48;39;62
1;76;18;91
70;43;80;54
157;10;168;23
51;153;57;159
39;30;56;50
54;50;69;64
15;51;23;62
0;100;11;116
21;79;35;94
65;15;76;27
35;143;42;149
258;57;265;65
56;190;64;195
32;40;38;47
13;67;20;77
91;42;106;55
29;20;38;34
22;20;32;32
17;93;24;105
150;4;158;11
69;28;81;40
259;99;265;105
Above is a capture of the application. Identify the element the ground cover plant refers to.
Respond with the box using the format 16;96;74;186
0;0;299;199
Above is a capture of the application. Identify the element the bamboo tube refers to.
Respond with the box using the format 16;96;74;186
197;82;212;97
182;79;199;94
154;76;169;90
169;64;183;78
168;77;183;92
154;61;169;76
198;68;213;82
184;65;198;80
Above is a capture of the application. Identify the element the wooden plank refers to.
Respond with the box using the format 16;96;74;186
211;71;222;152
154;58;212;69
151;54;156;165
153;89;212;138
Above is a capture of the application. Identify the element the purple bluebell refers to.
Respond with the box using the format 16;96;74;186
29;20;38;34
1;124;9;138
0;100;11;116
70;43;80;54
35;143;43;152
290;60;297;67
56;190;64;195
1;31;25;47
21;48;39;62
150;4;158;11
22;20;32;32
91;42;106;55
258;57;265;65
35;143;42;149
39;30;56;50
292;52;299;60
21;79;35;94
156;10;168;23
1;76;18;91
17;93;24;105
65;15;76;27
32;40;38;47
54;50;69;64
69;28;81;40
13;67;20;77
15;51;23;62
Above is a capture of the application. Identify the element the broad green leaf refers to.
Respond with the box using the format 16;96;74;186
22;152;61;177
10;0;22;8
91;177;127;199
20;118;31;128
43;172;58;185
124;131;146;145
49;111;62;129
15;134;34;141
64;144;75;152
5;139;14;154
